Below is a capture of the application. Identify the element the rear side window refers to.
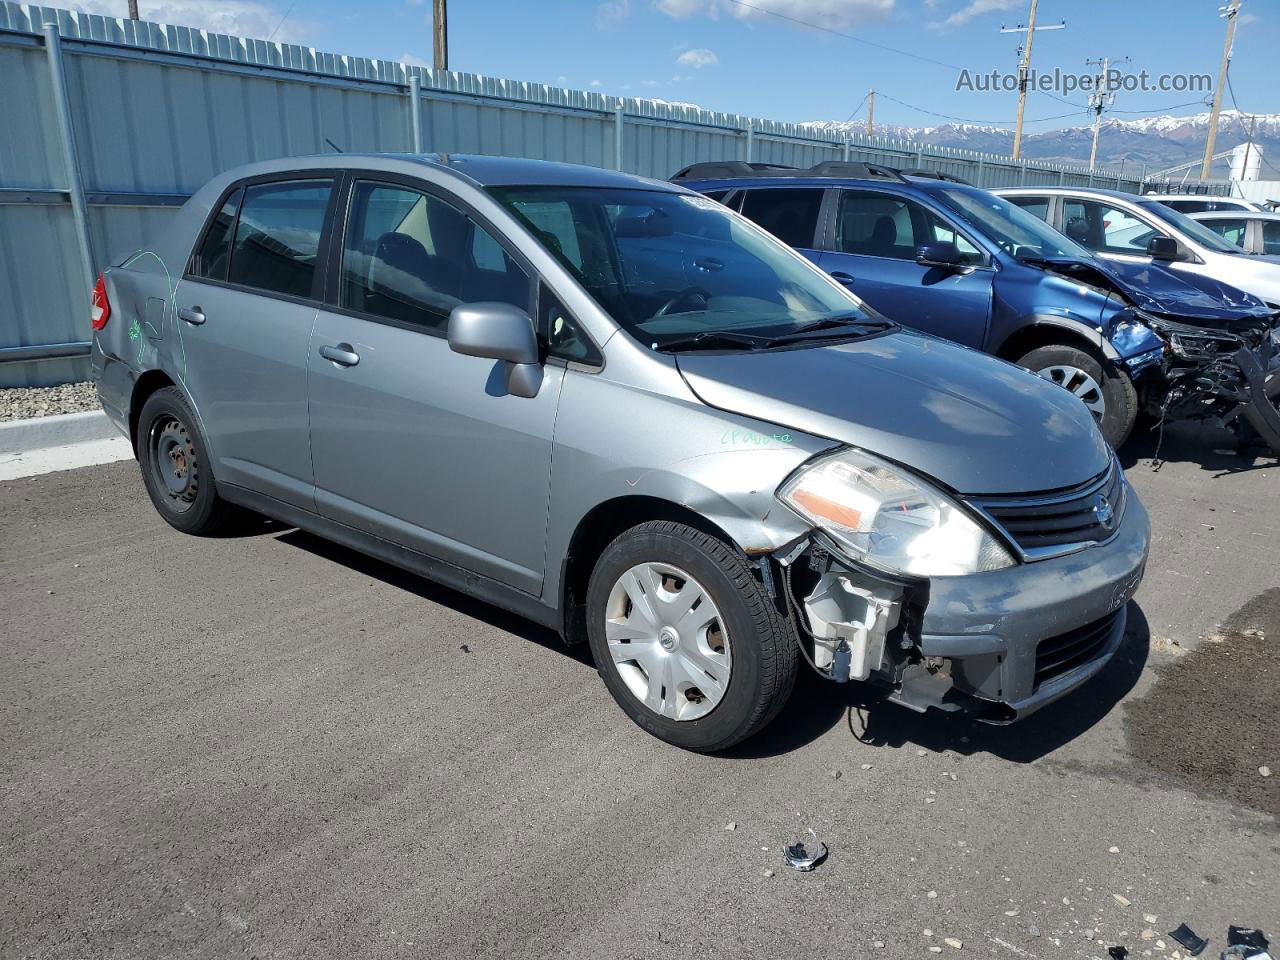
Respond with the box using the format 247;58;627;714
191;188;242;281
738;189;823;248
340;181;530;331
1007;195;1050;222
1263;221;1280;256
227;180;332;298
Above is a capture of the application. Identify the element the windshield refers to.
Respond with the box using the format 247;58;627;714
1135;200;1246;254
933;188;1092;260
489;186;882;349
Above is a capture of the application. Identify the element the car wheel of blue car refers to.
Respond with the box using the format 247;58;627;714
585;520;798;753
1018;344;1137;448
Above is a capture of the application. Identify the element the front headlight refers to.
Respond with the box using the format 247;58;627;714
778;447;1015;577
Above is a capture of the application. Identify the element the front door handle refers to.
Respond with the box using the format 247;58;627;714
178;306;206;325
829;271;855;285
319;343;360;368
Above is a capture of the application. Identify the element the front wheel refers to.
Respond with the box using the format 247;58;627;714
585;521;798;752
1018;344;1138;448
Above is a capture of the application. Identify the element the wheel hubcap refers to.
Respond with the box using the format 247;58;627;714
150;416;199;512
1036;364;1106;419
604;562;731;722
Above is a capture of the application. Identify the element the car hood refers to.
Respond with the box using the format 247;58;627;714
675;330;1111;495
1034;256;1270;325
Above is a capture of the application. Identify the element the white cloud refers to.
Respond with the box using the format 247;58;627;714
596;0;632;30
399;52;430;68
657;0;895;31
63;0;313;43
931;0;1019;29
1239;11;1260;25
590;79;603;86
676;47;719;68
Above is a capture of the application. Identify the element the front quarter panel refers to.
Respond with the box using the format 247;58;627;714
543;358;835;601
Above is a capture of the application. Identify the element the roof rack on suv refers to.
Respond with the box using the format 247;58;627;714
669;161;796;180
898;168;971;185
670;160;971;185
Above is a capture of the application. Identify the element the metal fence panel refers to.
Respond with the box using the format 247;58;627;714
0;0;1148;387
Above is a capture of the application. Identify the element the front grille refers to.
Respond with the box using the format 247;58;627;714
1034;609;1122;690
972;462;1125;558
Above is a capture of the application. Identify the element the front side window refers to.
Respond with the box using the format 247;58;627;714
1062;199;1155;255
491;186;875;350
836;191;917;259
227;180;332;298
738;188;823;248
340;182;530;331
191;188;242;280
933;188;1090;260
1135;199;1244;255
1200;218;1248;249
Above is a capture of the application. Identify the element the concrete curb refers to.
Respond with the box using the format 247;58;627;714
0;410;122;455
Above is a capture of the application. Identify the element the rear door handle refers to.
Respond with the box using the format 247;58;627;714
694;256;725;272
178;306;206;325
319;343;360;368
829;271;855;285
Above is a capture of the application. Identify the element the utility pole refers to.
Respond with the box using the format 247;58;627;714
866;88;875;137
1085;55;1127;171
1201;0;1242;181
433;0;448;72
127;0;139;18
1000;2;1066;161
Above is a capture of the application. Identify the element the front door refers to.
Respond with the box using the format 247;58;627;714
174;176;335;509
817;188;993;348
307;177;561;595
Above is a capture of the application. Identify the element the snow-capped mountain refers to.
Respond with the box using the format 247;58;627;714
801;111;1280;176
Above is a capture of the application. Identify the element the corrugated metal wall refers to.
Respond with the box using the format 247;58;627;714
0;1;1144;387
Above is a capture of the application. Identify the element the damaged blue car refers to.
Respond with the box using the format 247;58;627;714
674;162;1280;452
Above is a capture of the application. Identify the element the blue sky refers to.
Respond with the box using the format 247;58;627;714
85;1;1277;131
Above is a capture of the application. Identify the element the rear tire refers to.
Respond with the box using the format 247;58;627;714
585;520;798;753
136;386;236;535
1018;344;1137;448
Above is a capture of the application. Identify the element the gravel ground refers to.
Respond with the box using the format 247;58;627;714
0;382;99;422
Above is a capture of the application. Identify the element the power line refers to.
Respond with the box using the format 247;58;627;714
1111;99;1211;115
844;92;869;124
267;0;300;42
723;0;965;72
1223;66;1279;176
876;92;1080;127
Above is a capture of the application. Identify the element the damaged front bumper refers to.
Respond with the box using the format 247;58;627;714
778;486;1150;722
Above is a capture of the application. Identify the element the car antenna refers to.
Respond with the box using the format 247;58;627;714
324;137;344;153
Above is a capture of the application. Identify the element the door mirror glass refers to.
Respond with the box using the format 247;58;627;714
915;241;963;267
1146;236;1180;260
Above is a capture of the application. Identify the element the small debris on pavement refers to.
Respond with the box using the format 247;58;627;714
928;891;938;899
1004;910;1019;917
944;937;963;949
1028;925;1041;938
1260;766;1272;778
860;763;872;770
1108;947;1129;959
1226;925;1269;958
459;644;470;653
1114;894;1132;907
763;869;774;878
1146;915;1159;925
1109;845;1121;853
830;768;841;779
724;822;736;831
917;749;928;757
782;835;827;872
1168;923;1207;957
873;940;884;949
929;947;943;954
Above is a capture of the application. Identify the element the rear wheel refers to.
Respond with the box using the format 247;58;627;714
585;520;797;752
1018;344;1137;448
136;386;236;535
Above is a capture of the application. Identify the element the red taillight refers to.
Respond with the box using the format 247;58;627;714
90;273;111;331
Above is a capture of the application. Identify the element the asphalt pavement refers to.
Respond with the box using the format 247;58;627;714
2;419;1277;960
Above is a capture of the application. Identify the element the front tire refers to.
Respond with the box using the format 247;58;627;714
136;386;236;535
1018;344;1137;448
585;520;798;752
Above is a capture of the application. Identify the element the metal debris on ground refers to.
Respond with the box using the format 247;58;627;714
782;832;828;872
1168;922;1208;956
1224;926;1270;959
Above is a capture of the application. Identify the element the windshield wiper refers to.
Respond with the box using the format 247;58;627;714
655;330;775;352
767;314;895;346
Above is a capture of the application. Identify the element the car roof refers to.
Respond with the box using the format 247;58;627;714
1142;193;1249;202
677;173;972;194
211;152;685;192
996;186;1139;201
1189;209;1280;221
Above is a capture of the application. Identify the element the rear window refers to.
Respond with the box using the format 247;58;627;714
226;180;333;299
738;188;823;248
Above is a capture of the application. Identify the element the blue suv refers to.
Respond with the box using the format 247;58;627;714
673;161;1280;451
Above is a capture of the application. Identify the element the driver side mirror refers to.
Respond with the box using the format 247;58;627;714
448;302;544;398
915;241;964;269
1146;236;1180;261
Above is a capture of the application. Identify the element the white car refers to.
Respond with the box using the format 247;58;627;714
997;186;1280;307
1142;193;1264;214
1189;210;1280;260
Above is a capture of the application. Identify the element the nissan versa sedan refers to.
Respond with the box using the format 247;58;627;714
91;154;1150;752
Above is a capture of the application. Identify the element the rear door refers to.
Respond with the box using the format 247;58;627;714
736;187;825;265
174;175;336;509
815;188;992;348
306;175;562;595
